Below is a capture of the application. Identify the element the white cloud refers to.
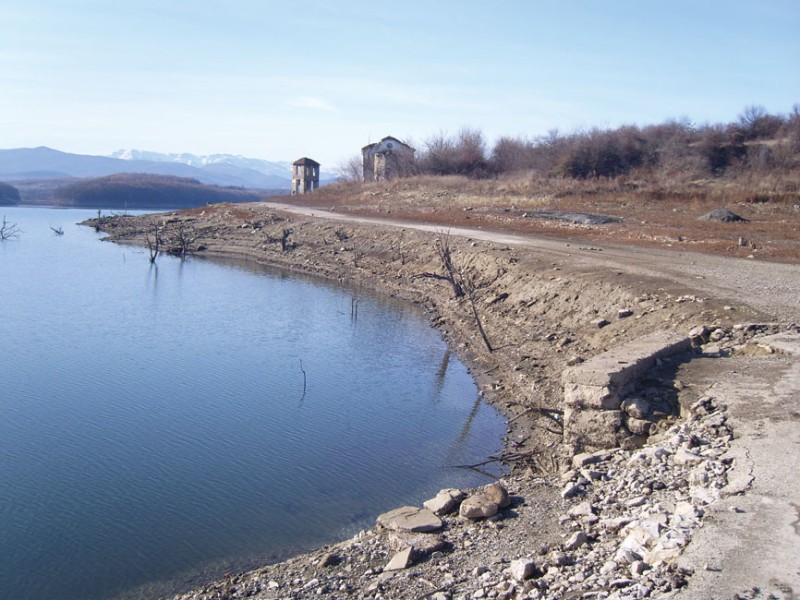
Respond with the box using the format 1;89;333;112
289;96;337;112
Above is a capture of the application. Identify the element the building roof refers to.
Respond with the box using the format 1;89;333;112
293;157;320;166
361;136;414;153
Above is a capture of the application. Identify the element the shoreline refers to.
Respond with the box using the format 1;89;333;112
88;202;800;599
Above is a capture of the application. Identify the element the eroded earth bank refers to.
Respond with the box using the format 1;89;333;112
90;203;800;600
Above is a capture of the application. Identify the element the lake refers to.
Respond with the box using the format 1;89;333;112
0;207;506;599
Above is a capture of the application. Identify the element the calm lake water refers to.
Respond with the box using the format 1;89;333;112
0;207;505;600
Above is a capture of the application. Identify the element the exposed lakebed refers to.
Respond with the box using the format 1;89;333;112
0;207;505;599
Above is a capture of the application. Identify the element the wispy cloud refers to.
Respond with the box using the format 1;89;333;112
289;96;337;112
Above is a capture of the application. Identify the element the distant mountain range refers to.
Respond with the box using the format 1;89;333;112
109;149;292;177
0;146;295;190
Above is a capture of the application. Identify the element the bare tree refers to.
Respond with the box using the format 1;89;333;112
146;223;161;263
265;228;296;252
169;225;209;260
0;216;20;240
417;128;492;178
491;136;534;173
417;234;493;353
737;105;777;138
334;155;364;182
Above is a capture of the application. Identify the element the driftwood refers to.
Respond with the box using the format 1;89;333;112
509;406;563;424
507;406;564;437
449;448;542;470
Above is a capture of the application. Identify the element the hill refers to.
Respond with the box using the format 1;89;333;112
55;173;266;209
0;181;20;206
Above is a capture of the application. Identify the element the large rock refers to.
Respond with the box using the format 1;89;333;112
562;332;691;410
384;547;413;571
387;531;446;554
423;488;465;516
459;483;510;519
376;506;443;533
509;558;536;581
563;407;627;453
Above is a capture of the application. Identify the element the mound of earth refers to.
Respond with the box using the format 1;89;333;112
522;211;622;225
698;208;748;222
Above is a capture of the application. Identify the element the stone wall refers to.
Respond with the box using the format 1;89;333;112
562;332;693;455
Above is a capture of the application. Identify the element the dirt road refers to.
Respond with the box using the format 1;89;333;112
264;202;800;323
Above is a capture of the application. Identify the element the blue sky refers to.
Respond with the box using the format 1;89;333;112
1;0;798;167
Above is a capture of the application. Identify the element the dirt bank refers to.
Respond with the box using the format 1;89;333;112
89;202;800;599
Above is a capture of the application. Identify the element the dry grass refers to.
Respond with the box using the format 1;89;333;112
285;171;800;264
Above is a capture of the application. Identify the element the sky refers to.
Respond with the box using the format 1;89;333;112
1;0;798;168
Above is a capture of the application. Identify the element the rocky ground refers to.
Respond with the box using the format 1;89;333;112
89;199;800;600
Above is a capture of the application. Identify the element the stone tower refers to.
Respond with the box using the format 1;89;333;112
292;157;320;195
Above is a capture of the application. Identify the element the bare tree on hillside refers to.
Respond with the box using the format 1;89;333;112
335;155;364;182
417;233;493;353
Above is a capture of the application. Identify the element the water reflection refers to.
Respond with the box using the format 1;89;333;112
433;349;451;400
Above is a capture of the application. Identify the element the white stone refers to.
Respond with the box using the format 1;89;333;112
424;488;465;516
377;506;443;532
621;396;650;420
561;482;583;499
600;560;617;575
384;547;413;571
509;559;535;582
564;531;588;551
673;447;703;466
568;501;594;517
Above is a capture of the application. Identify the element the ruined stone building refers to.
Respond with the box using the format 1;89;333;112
292;157;320;195
361;137;415;182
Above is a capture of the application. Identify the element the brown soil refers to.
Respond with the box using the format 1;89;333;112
292;175;800;264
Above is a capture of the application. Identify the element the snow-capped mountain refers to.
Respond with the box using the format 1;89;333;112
0;147;293;190
109;149;292;180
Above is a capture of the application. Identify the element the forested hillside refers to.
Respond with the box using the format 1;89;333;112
0;181;20;205
56;174;266;209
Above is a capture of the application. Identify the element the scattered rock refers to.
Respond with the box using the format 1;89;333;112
377;506;443;532
384;547;414;571
564;531;588;550
673;447;703;466
509;558;536;582
568;501;594;517
423;488;465;516
459;483;511;519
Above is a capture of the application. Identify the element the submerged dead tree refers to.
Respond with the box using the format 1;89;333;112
0;216;20;240
145;223;161;264
170;225;209;260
